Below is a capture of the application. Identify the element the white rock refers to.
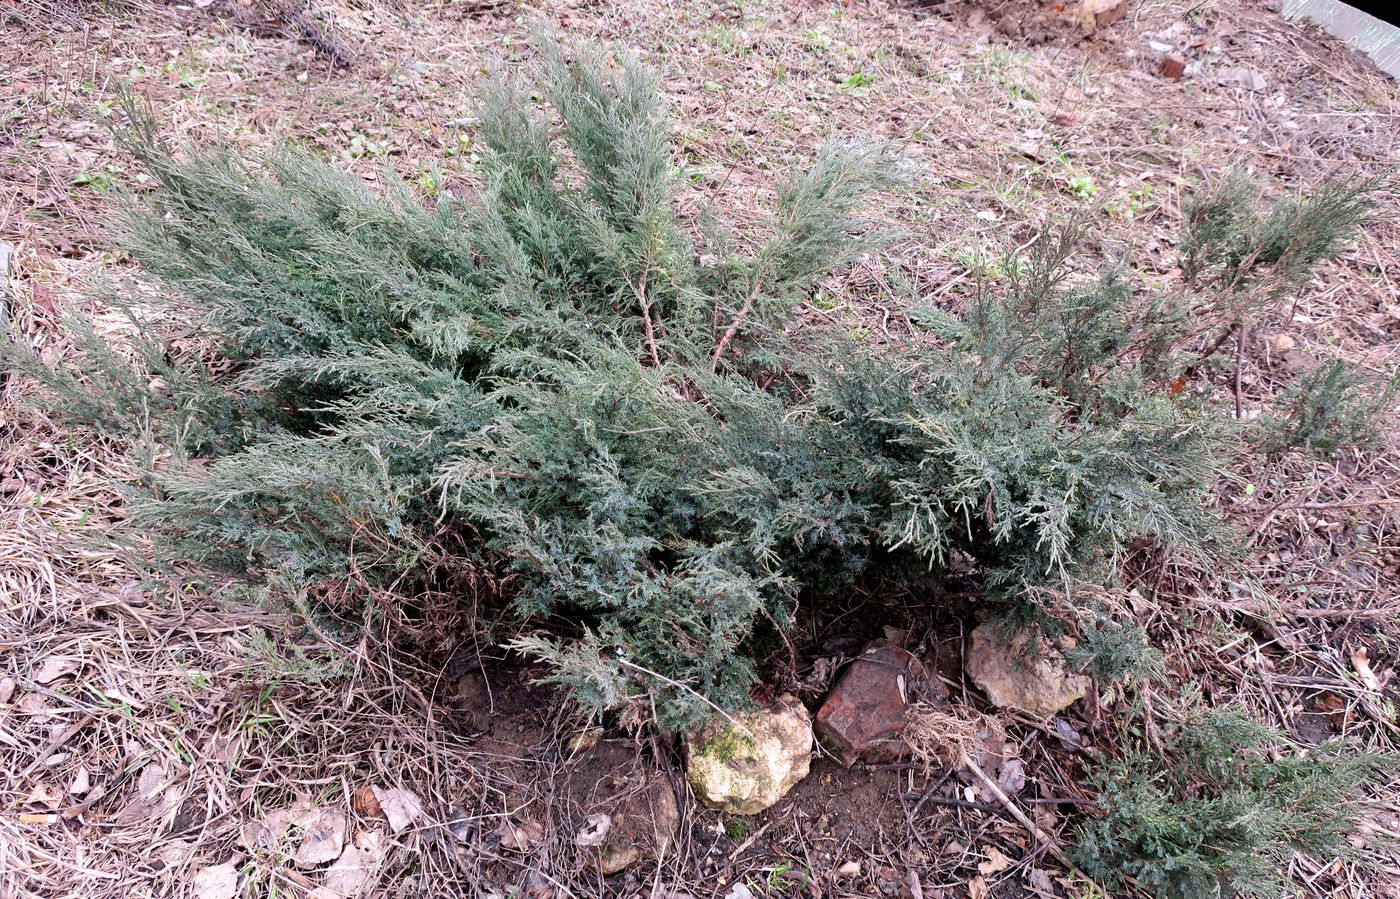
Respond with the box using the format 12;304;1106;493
685;695;812;815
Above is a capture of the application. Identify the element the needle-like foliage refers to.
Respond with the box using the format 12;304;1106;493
2;38;1382;726
1072;703;1397;899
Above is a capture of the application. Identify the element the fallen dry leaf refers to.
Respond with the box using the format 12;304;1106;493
68;766;90;796
495;816;544;852
520;869;555;899
351;785;380;817
1217;66;1267;91
1032;802;1057;835
1352;648;1381;691
18;693;52;717
33;657;80;685
158;840;194;867
968;874;989;899
1028;868;1055;895
568;727;602;754
211;733;243;765
101;687;147;709
0;676;16;703
239;802;311;851
30;281;57;317
115;764;174;825
25;782;61;808
138;763;166;798
573;812;611;848
997;757;1026;795
294;807;349;867
978;846;1012;875
369;787;423;834
445;806;473;844
1314;691;1347;726
192;862;239;899
310;830;384;899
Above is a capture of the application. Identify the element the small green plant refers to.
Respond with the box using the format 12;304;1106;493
741;860;809;896
1254;358;1397;455
945;244;1007;279
840;71;875;90
1108;183;1154;221
708;26;749;57
1181;171;1376;308
975;44;1025;76
71;163;126;192
413;167;442;198
1072;704;1397;899
764;861;800;893
968;45;1036;102
1066;174;1098;199
159;60;209;89
804;28;834;51
237;684;286;741
343;132;391;159
724;817;749;841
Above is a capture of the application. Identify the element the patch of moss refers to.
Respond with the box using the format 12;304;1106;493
697;726;756;763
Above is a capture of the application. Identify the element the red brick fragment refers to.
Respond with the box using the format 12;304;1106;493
814;640;929;767
1157;52;1187;81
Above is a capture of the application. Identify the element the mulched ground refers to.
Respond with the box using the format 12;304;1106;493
2;1;1398;897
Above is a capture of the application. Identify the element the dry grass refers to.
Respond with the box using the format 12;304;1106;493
3;0;1399;896
905;703;1000;770
0;407;522;896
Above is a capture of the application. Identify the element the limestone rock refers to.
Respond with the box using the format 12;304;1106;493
1078;0;1127;35
814;639;931;767
965;624;1089;719
685;694;812;815
585;778;679;875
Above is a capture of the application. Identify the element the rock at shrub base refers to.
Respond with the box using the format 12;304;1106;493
685;695;812;815
1078;0;1127;35
814;639;929;767
586;778;679;875
964;623;1090;719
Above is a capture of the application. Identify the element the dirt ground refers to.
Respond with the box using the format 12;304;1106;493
2;1;1399;898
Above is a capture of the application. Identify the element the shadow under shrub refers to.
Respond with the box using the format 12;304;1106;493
2;37;1386;729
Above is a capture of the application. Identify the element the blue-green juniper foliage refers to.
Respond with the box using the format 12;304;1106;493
3;39;1384;729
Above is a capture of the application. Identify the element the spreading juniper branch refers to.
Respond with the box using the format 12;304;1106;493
3;35;1382;729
